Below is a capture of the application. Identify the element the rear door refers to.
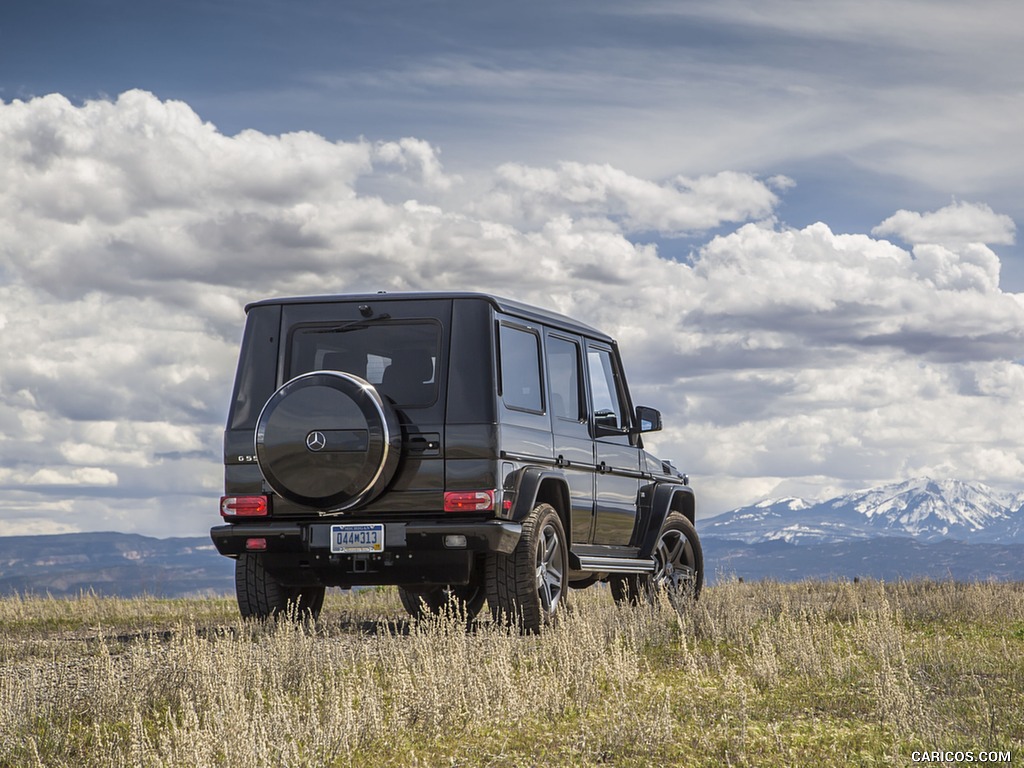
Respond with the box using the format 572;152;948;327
544;331;595;545
585;343;641;545
278;298;452;514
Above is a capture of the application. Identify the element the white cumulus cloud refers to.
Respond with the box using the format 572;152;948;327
873;201;1016;246
477;162;785;234
1;89;1022;535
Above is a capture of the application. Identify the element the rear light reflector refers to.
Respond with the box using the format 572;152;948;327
221;495;269;518
245;537;268;551
444;490;495;513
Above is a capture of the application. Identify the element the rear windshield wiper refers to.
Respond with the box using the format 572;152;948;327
310;312;392;334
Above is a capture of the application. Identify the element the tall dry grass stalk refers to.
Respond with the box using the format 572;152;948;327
1;579;1022;767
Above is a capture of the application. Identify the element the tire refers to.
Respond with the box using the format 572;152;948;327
609;572;646;604
295;585;327;618
486;502;568;633
397;582;487;621
235;554;325;620
610;512;703;607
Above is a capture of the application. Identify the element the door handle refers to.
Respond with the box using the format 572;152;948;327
408;434;440;453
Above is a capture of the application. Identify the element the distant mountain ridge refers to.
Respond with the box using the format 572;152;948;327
3;479;1022;598
0;532;233;598
702;537;1024;583
703;478;1024;545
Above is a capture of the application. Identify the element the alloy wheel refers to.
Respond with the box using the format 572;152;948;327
535;522;564;613
652;528;697;596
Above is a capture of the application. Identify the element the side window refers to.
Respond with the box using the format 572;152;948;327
587;347;627;432
499;324;543;412
228;305;280;430
547;336;582;421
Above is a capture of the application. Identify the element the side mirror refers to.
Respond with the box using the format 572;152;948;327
635;406;662;433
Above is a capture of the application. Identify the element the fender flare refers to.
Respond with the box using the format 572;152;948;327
505;466;572;528
637;483;695;559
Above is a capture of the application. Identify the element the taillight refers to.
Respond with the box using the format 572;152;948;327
444;490;495;513
220;495;270;518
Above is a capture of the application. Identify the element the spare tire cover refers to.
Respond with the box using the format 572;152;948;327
255;371;401;511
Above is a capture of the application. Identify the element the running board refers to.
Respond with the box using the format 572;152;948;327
576;555;656;574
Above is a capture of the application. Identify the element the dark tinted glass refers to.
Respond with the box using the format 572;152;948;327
229;305;280;430
289;321;440;407
500;324;543;412
547;336;581;420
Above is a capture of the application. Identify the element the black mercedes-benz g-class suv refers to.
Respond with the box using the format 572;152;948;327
211;292;701;632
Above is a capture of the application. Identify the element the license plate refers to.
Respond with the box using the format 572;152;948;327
330;523;384;554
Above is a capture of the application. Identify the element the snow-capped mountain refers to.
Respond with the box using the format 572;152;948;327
703;478;1024;545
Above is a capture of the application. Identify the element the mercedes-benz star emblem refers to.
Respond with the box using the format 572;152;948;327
306;431;327;452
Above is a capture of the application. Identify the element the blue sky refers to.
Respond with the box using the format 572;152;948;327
1;0;1023;536
8;0;1019;259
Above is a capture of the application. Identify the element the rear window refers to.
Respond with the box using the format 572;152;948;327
499;323;543;413
289;320;441;407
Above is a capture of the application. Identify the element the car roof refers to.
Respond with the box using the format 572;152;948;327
246;291;614;342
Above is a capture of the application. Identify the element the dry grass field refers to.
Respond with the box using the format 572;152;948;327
1;579;1022;767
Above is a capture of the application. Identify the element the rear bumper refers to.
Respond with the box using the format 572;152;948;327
209;518;522;588
210;518;521;556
